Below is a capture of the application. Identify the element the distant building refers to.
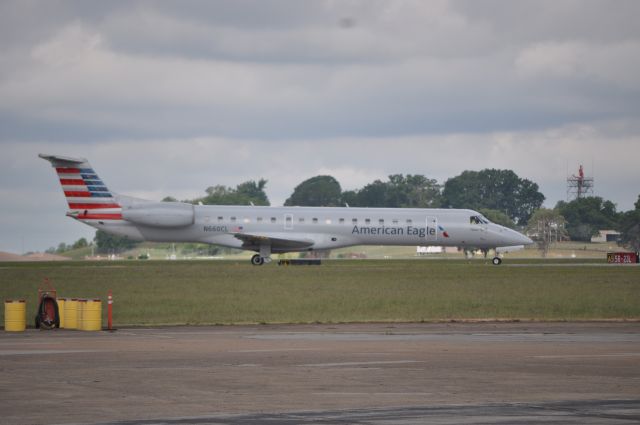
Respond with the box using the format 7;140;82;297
417;246;443;255
416;246;458;255
591;230;621;243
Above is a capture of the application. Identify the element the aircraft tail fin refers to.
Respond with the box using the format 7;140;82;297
39;154;122;220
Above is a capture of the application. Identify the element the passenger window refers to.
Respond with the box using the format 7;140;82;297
218;216;224;222
352;218;358;224
299;218;305;223
243;218;250;223
257;217;263;222
365;218;371;224
379;219;384;225
230;217;236;222
312;218;318;224
271;217;276;223
325;219;332;224
392;219;399;224
339;218;345;224
406;219;412;224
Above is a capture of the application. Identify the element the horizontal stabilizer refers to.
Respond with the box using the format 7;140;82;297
38;154;88;167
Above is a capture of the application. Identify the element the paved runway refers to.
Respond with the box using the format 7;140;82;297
1;322;639;424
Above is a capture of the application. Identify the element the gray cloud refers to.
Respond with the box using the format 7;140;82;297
0;0;639;253
2;1;639;140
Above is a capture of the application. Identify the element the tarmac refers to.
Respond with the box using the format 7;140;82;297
1;322;639;424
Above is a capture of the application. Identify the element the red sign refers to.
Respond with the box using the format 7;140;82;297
607;252;639;264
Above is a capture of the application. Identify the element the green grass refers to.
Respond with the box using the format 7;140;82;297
1;259;639;327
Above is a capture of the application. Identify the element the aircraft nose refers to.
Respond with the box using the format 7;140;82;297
490;225;534;246
509;229;533;245
500;226;533;246
520;233;534;245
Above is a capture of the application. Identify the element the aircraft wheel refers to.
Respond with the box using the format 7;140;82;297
251;254;264;266
492;257;502;266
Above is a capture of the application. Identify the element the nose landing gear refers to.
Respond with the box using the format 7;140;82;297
492;256;502;265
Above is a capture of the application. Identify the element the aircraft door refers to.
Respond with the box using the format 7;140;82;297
426;216;438;242
284;213;294;230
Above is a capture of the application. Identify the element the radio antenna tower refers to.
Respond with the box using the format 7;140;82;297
566;164;594;201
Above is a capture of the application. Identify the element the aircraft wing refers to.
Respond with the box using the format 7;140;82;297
231;232;315;251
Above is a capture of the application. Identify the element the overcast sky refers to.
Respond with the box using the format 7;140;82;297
1;0;639;253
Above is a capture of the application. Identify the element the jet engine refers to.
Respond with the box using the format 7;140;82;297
122;202;195;228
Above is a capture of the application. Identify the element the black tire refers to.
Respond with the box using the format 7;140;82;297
492;257;502;265
37;296;59;330
251;254;264;266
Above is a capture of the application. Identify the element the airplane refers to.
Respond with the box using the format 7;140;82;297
40;154;533;266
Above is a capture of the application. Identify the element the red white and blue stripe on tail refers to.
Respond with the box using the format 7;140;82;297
39;154;122;220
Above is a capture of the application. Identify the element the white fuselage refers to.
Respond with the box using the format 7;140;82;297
85;203;532;254
39;153;534;265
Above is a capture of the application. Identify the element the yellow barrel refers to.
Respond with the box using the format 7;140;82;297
77;299;87;330
82;299;102;331
65;298;78;329
4;300;26;332
57;298;66;329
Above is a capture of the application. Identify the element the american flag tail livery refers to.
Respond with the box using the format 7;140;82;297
39;154;122;221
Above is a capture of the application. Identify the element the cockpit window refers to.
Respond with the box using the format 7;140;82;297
470;215;490;225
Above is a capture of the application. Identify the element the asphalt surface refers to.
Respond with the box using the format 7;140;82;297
1;322;639;424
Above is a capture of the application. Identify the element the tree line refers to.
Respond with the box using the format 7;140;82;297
45;237;90;254
62;168;638;254
284;170;543;224
281;171;639;251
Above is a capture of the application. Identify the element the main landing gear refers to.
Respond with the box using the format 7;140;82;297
492;257;502;266
251;244;272;266
251;254;271;266
251;254;272;266
251;254;264;266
